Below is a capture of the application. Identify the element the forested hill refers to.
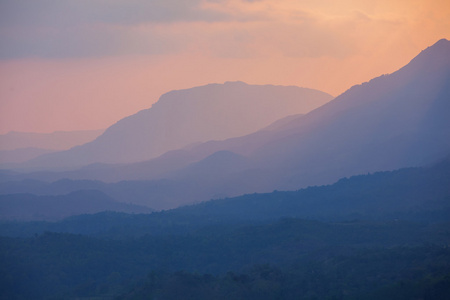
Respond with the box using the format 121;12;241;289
1;158;449;238
177;157;450;222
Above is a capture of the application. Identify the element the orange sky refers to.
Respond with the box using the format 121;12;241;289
0;0;449;134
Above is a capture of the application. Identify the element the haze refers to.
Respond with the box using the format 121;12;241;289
0;0;449;134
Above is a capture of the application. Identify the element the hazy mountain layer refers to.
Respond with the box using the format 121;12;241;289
0;147;56;164
22;82;332;169
0;115;305;182
0;129;104;151
1;156;448;220
0;190;152;221
0;129;105;165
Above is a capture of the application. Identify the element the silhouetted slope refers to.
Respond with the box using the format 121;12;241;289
23;82;331;169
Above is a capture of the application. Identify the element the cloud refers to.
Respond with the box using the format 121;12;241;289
0;23;191;59
0;0;230;59
0;0;448;60
0;0;226;28
0;0;267;59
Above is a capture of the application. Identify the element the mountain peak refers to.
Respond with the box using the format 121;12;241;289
420;38;450;57
406;38;450;71
432;38;450;47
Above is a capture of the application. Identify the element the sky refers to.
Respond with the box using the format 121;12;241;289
0;0;449;134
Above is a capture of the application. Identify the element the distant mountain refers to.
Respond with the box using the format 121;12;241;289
22;82;332;169
0;190;152;221
0;115;303;183
0;129;104;165
0;130;104;151
0;147;56;164
0;178;186;211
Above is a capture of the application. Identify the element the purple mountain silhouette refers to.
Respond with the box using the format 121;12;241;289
22;82;332;169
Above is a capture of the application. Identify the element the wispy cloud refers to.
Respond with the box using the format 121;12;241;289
0;0;232;58
0;0;226;27
2;0;447;59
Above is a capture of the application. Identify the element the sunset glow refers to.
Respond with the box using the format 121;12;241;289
0;0;449;133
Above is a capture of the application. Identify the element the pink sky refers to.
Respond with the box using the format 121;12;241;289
0;0;449;134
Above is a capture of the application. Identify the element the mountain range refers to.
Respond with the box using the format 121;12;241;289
1;39;449;212
19;82;332;169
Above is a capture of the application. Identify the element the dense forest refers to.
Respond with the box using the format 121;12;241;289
1;219;449;299
1;160;449;299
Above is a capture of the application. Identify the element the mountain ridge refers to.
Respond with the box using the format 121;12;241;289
19;82;332;170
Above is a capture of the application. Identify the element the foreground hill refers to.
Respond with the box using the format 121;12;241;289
22;82;331;169
1;221;448;299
